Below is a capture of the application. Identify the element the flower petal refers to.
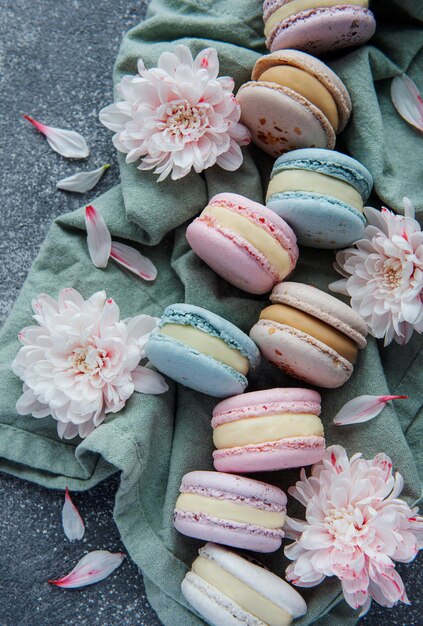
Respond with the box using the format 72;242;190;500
23;115;89;158
62;487;85;541
132;365;169;394
391;74;423;132
333;395;408;425
85;205;112;269
110;241;157;281
57;165;110;193
48;550;125;588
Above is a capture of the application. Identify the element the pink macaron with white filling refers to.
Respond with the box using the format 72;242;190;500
174;470;287;553
212;388;325;473
186;193;298;294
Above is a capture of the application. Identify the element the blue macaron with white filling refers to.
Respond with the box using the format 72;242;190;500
145;304;260;398
266;148;373;249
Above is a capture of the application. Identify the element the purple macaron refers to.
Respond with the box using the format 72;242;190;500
174;470;287;553
263;0;376;56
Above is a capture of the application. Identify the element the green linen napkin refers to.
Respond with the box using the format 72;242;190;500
0;1;422;624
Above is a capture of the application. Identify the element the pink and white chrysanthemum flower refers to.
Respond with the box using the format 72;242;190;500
12;288;168;440
330;198;423;345
99;45;250;181
284;445;423;616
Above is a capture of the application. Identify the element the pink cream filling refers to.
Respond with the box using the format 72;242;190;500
212;400;321;428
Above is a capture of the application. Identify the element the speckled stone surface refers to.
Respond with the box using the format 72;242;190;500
0;1;421;625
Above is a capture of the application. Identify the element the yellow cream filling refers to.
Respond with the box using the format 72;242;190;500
260;304;358;363
175;493;285;529
192;557;293;626
258;66;339;130
264;0;369;37
214;413;324;449
267;170;363;210
160;324;249;375
203;204;291;278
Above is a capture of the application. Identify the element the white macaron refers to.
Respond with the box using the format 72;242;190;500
181;542;307;625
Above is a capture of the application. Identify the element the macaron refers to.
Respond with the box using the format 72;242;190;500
182;543;307;626
237;50;351;158
263;0;376;55
186;193;299;295
266;148;373;248
250;282;368;388
145;304;260;398
212;388;325;473
174;471;287;552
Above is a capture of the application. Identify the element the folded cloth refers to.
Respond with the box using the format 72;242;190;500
0;1;422;624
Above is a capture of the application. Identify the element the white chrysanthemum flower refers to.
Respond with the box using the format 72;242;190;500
12;288;168;440
330;198;423;345
99;45;250;181
284;445;423;616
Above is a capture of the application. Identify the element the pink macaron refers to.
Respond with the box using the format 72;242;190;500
250;282;368;388
174;470;287;553
186;193;298;294
212;388;325;473
263;0;376;56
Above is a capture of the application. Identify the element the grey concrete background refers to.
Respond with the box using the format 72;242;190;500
0;1;421;625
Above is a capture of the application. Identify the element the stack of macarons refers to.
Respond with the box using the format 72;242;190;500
237;50;351;156
144;9;381;622
263;0;376;55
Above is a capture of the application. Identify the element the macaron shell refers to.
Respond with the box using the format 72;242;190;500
174;513;283;552
213;436;326;472
237;81;335;157
267;6;376;56
145;333;247;398
181;573;252;626
186;218;277;294
181;470;287;506
213;387;321;417
251;50;351;132
271;147;373;198
267;192;366;248
250;319;353;388
270;282;368;347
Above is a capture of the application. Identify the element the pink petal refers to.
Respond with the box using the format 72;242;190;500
391;74;423;132
328;278;349;295
62;487;85;541
57;165;110;193
132;365;168;394
48;550;125;589
85;205;112;269
23;115;89;158
110;241;157;281
333;395;408;426
403;197;416;219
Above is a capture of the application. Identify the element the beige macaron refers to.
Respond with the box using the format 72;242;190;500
237;49;351;158
250;282;368;388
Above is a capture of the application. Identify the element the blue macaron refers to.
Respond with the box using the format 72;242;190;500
145;304;260;398
266;148;373;249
